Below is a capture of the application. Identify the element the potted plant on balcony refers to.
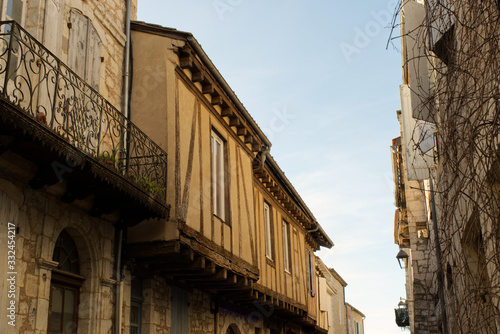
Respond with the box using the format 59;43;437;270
99;149;118;169
135;176;163;195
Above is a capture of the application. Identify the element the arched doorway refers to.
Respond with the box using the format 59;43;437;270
226;324;241;334
48;230;85;334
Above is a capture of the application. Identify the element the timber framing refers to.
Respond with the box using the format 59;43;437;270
253;154;333;250
127;237;256;293
176;44;265;153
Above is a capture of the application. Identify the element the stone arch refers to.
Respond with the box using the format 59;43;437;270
226;324;242;334
49;223;100;334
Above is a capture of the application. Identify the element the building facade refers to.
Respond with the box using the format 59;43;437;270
0;1;340;333
126;21;334;334
393;0;500;333
345;303;364;334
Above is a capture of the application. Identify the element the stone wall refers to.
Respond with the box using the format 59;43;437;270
0;154;119;334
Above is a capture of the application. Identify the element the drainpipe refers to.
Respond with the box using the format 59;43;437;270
122;0;132;170
115;2;131;332
115;228;124;334
306;224;320;234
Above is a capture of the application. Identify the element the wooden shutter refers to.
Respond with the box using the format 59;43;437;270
85;22;101;89
68;9;101;90
68;10;87;80
42;0;63;55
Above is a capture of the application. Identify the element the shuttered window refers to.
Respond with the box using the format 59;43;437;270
68;9;102;90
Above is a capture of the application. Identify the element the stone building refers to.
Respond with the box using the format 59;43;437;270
0;0;337;333
345;303;364;334
315;256;364;334
392;0;500;333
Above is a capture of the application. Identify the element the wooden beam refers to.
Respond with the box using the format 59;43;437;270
211;95;223;105
127;241;181;259
192;71;205;82
202;84;214;94
229;118;241;127
191;256;205;269
215;268;227;280
180;56;193;69
237;127;248;136
244;135;254;144
221;108;233;117
181;248;195;262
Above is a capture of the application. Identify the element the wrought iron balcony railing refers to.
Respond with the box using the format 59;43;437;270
0;21;167;202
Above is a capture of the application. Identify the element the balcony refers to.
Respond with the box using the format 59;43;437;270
0;21;169;226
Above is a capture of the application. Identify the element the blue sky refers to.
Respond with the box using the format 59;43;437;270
137;1;406;333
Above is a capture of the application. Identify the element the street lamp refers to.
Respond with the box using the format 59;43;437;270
396;249;409;269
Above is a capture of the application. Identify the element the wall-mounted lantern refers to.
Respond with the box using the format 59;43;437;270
396;249;409;269
395;299;410;327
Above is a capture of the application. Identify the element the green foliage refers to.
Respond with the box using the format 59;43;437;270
134;176;164;194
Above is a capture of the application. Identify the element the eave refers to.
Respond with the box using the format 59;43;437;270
254;154;333;250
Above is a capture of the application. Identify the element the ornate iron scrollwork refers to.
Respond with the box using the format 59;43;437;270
0;21;167;201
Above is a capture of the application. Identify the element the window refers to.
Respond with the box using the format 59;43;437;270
283;220;291;273
68;9;102;90
171;287;188;334
49;230;84;334
211;130;226;220
130;277;143;334
264;202;273;260
1;0;25;23
305;249;315;297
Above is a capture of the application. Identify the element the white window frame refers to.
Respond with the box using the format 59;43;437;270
264;202;273;260
211;130;225;221
283;220;291;273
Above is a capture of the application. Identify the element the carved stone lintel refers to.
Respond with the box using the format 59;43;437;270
37;258;59;270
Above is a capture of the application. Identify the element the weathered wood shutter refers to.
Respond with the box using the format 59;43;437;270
171;286;188;334
85;23;101;89
305;249;315;297
42;0;64;55
68;9;101;90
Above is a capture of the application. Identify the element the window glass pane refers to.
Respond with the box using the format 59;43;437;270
63;289;76;334
264;203;272;259
283;222;289;271
49;286;64;333
211;132;225;220
53;230;80;275
6;0;13;18
131;305;138;323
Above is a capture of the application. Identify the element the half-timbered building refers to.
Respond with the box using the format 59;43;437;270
126;22;334;333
